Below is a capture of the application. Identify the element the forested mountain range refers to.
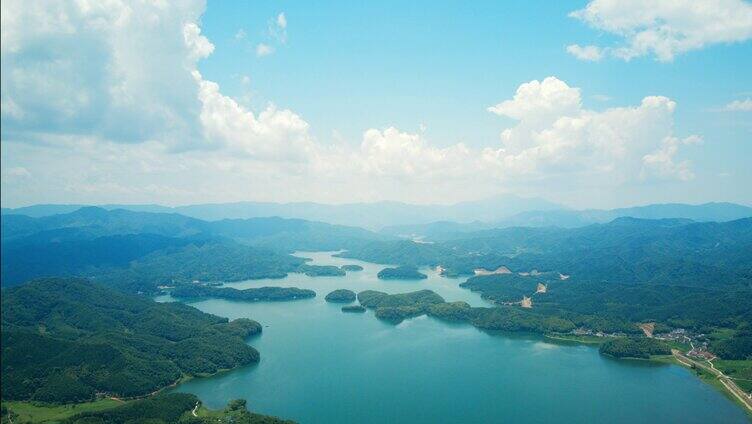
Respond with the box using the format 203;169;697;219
2;207;751;362
381;202;752;238
4;206;750;291
1;207;388;289
339;217;752;359
5;199;748;231
1;195;561;229
1;206;387;248
343;217;752;287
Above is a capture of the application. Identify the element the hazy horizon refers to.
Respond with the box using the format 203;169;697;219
3;196;752;212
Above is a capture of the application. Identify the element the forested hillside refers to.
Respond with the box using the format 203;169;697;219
0;208;388;289
97;242;308;294
341;217;752;287
1;393;294;424
1;278;263;403
341;218;752;360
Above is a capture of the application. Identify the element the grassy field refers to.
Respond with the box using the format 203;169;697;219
663;339;691;352
543;333;607;345
2;399;123;423
714;360;752;393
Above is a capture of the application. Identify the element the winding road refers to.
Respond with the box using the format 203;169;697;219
192;402;200;417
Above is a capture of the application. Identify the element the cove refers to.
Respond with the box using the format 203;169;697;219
158;252;750;423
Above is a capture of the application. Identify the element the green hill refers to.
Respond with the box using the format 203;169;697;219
1;278;262;403
1;208;389;289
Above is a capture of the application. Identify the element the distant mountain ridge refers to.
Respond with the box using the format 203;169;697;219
4;200;750;234
1;206;387;244
0;207;389;288
381;202;752;239
1;195;561;230
500;202;752;228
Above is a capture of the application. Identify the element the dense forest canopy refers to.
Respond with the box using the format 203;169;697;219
599;337;672;359
341;217;752;287
325;289;357;303
1;278;263;403
59;393;294;424
1;207;389;289
0;392;294;424
376;265;428;280
171;285;316;302
340;218;752;359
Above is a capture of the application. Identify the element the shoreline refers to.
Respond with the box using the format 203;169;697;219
5;326;749;421
545;332;751;415
670;349;752;415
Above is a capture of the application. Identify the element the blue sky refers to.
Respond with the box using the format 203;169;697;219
1;0;751;208
199;1;750;161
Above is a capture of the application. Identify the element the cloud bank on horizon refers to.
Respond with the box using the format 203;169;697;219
0;0;749;208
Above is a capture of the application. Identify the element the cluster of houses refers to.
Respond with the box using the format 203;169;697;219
654;328;691;343
654;328;717;359
686;346;716;360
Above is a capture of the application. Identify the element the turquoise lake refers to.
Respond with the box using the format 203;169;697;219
158;252;750;423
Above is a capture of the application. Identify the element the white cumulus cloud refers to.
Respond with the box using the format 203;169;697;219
358;127;472;179
723;98;752;111
256;43;274;57
184;22;215;60
194;70;313;160
0;1;704;207
566;44;604;61
487;77;581;124
569;0;752;61
483;78;698;183
641;136;701;181
1;0;208;145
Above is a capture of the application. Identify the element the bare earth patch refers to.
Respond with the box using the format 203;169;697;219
639;322;655;338
521;296;533;308
474;266;512;276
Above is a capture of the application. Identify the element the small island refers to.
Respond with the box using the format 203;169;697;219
376;265;427;280
340;264;364;272
171;285;316;301
325;289;357;303
342;305;366;313
297;264;346;277
358;289;444;323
